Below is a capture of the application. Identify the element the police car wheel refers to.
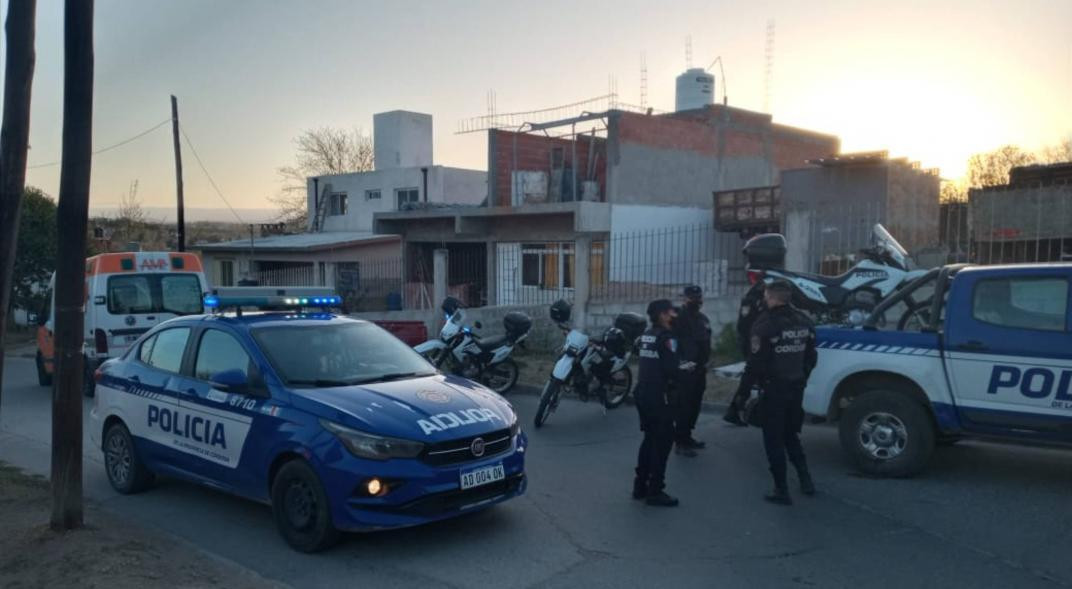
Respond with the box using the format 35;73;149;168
271;460;340;553
104;423;154;494
484;359;519;394
839;389;935;478
36;352;52;387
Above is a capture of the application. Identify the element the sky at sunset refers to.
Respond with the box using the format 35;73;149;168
11;0;1072;219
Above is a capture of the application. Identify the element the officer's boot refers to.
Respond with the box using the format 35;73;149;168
646;490;680;507
722;399;746;426
763;487;792;506
632;477;648;501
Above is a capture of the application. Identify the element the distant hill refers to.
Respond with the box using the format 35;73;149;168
88;206;281;224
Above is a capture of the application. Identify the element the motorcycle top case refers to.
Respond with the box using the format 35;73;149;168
613;312;647;342
549;299;572;323
742;233;787;269
504;311;533;338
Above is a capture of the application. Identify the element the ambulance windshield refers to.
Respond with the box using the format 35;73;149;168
107;274;204;315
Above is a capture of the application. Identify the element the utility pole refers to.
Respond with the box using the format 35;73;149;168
51;0;93;531
171;94;185;251
0;0;38;421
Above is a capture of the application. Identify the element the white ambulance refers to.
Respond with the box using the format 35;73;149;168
35;251;209;395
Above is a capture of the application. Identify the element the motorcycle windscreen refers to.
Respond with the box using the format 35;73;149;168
872;224;910;268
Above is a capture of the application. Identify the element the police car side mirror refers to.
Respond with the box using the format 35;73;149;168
210;369;249;394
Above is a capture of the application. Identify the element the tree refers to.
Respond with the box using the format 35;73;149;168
0;0;38;422
1040;138;1072;165
11;187;57;315
51;0;93;531
113;179;146;245
939;180;967;203
273;127;374;228
966;145;1038;188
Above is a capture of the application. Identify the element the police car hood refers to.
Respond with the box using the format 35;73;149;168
290;374;516;442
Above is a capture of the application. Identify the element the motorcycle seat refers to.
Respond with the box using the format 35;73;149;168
794;269;854;288
474;334;509;351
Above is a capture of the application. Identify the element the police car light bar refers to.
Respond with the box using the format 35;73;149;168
203;287;342;310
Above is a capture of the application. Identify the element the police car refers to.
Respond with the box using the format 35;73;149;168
802;263;1072;477
90;288;526;552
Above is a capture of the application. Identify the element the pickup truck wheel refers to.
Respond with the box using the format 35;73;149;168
839;390;935;477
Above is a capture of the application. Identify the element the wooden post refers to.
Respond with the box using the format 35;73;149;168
51;0;93;531
0;0;38;420
171;95;185;251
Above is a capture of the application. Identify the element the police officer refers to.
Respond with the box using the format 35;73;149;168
633;299;686;507
672;285;712;456
724;283;767;426
743;280;817;505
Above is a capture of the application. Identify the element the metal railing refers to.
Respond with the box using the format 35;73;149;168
590;224;749;302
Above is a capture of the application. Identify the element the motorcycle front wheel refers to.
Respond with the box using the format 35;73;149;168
534;379;561;428
483;358;519;394
603;366;633;409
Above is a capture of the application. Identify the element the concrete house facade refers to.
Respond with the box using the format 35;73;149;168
375;104;840;310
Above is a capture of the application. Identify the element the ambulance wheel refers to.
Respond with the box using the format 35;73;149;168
839;389;935;478
271;460;340;553
104;422;155;494
35;352;52;387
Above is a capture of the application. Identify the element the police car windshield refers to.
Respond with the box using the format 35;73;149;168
251;322;435;387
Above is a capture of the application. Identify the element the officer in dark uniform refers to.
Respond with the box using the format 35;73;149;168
724;283;767;426
633;299;686;507
743;280;817;505
672;285;712;456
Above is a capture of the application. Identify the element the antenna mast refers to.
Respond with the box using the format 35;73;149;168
764;19;776;112
685;35;693;68
640;53;648;109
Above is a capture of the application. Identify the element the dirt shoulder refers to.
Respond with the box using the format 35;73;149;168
0;462;284;589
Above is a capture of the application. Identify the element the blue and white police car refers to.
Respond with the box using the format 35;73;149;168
89;288;526;552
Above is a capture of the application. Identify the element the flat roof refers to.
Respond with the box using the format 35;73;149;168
195;231;398;252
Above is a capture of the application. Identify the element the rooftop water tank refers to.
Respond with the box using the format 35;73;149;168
675;68;715;112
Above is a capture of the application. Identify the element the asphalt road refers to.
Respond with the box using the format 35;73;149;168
2;353;1071;589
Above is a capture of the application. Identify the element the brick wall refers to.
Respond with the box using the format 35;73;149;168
488;130;607;207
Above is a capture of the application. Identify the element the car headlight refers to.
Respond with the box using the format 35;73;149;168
508;411;521;438
320;419;425;460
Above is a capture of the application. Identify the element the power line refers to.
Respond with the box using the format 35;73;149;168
179;126;245;225
28;118;172;169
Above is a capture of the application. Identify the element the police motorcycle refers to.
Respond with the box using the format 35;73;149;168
414;297;532;394
533;300;647;428
742;223;929;326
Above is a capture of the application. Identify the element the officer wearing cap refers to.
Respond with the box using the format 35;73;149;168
672;285;711;456
724;283;768;426
743;280;817;505
632;299;684;507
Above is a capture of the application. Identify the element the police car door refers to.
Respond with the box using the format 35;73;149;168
944;271;1072;439
179;327;263;490
121;326;194;466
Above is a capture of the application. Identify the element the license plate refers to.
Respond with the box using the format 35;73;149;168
460;464;505;490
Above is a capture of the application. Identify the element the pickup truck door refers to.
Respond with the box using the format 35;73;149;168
943;270;1072;440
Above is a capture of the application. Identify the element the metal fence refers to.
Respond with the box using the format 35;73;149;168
962;183;1072;264
336;258;404;312
590;224;749;302
255;264;317;287
494;241;579;306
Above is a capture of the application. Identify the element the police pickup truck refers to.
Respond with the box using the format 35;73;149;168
804;263;1072;477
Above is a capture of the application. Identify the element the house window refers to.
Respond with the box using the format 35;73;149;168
396;187;420;209
366;189;381;201
521;243;571;290
328;192;348;216
218;260;234;286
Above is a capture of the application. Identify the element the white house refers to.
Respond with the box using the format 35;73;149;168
197;110;486;310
